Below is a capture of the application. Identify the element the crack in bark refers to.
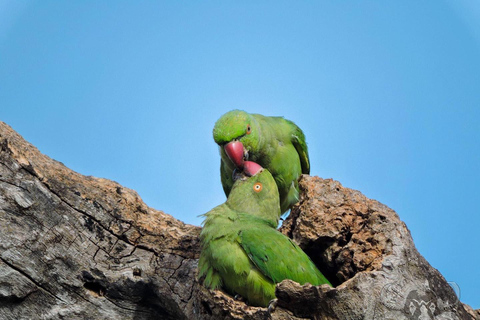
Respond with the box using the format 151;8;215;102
0;178;29;192
165;258;195;304
0;158;16;174
107;238;120;255
92;247;101;264
46;185;119;239
103;295;150;314
67;287;106;311
0;257;67;303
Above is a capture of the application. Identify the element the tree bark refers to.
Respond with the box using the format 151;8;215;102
0;122;477;320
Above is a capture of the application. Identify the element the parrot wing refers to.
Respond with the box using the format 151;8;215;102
237;225;330;286
290;123;310;174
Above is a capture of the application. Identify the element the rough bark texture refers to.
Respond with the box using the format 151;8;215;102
0;121;477;320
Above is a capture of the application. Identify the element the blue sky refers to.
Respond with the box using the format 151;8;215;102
1;1;479;309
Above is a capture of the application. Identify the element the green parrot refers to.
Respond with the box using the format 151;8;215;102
198;161;331;307
213;110;310;215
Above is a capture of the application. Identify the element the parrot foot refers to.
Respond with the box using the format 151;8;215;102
267;298;278;313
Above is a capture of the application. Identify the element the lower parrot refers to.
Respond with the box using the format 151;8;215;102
198;161;331;307
212;110;310;215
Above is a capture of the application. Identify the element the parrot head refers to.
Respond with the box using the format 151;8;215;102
213;110;260;169
227;161;281;226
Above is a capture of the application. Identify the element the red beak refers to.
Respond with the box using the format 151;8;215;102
224;141;245;168
244;161;263;176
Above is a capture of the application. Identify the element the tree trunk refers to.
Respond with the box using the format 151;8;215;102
0;122;478;320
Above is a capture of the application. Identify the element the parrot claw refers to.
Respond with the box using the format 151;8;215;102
267;299;278;313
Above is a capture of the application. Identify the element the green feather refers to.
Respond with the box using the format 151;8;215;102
238;226;331;286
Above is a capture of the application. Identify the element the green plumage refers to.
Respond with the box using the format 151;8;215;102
198;169;331;307
213;110;310;214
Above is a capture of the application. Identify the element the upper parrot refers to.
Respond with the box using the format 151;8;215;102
213;110;310;214
198;161;331;307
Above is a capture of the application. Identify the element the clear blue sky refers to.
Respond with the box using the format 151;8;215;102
1;1;479;309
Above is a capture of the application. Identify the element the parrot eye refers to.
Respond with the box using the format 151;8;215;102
253;182;262;192
246;124;251;134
